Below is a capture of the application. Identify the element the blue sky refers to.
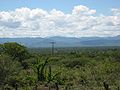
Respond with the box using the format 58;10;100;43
0;0;120;38
0;0;120;14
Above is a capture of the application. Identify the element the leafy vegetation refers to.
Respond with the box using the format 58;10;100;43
0;42;120;90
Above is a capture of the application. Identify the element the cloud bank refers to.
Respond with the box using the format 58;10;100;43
0;5;120;38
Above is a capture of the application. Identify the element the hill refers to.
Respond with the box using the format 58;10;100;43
0;36;120;47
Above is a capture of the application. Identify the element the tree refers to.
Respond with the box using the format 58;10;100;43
0;54;21;89
0;42;30;63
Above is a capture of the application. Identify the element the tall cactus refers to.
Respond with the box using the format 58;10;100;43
34;57;48;82
48;65;52;83
47;65;60;84
39;59;48;81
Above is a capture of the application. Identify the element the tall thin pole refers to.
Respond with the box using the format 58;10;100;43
51;42;55;56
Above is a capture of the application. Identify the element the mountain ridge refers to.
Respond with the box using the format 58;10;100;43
0;36;120;47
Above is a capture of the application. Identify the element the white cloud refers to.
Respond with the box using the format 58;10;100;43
0;5;120;38
72;5;96;15
111;8;120;16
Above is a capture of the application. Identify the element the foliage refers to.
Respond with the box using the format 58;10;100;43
0;54;21;89
0;42;120;90
0;42;30;62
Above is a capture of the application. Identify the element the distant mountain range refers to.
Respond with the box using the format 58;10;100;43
0;36;120;47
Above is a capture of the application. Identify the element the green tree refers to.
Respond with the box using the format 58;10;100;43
0;54;21;89
0;42;30;63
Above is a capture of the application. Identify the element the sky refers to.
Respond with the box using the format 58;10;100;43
0;0;120;38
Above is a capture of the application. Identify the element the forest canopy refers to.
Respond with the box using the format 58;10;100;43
0;42;120;90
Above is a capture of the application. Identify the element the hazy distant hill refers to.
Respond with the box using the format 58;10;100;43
0;36;120;47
